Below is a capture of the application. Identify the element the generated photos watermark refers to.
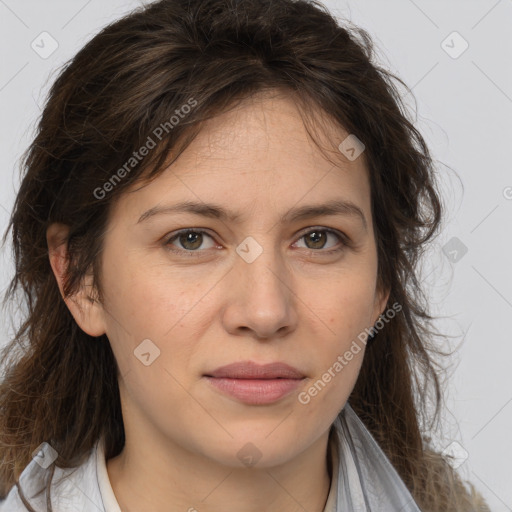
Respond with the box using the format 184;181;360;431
298;301;402;405
93;97;198;200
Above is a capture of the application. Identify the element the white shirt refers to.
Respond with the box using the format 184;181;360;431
0;404;420;511
0;435;338;512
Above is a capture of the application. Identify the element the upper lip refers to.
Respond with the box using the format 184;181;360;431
205;361;305;379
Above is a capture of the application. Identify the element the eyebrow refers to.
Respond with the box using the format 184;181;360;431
137;198;368;231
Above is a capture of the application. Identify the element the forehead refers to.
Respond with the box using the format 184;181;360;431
181;90;365;173
115;90;371;224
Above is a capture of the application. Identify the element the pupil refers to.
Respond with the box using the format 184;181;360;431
308;231;325;249
181;232;202;250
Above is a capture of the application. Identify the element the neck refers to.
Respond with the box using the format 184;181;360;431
106;427;333;512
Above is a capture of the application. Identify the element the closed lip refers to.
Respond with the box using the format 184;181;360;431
204;361;305;379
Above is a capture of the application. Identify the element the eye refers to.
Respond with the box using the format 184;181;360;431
164;229;217;255
293;227;348;253
163;227;349;257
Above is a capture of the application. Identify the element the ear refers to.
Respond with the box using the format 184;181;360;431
371;284;391;326
46;222;107;337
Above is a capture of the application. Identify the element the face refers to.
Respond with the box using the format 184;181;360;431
53;90;389;469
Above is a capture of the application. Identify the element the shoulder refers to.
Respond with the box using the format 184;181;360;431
0;440;105;512
413;448;491;512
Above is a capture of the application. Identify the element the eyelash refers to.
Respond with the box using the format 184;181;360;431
163;227;350;258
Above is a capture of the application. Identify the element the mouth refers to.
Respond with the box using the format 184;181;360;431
203;361;306;405
205;361;305;379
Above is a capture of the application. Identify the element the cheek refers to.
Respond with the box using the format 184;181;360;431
311;274;376;339
301;275;375;396
102;252;200;333
101;265;214;387
300;350;365;421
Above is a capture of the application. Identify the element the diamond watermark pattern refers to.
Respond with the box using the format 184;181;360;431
338;134;365;161
442;236;468;263
236;442;263;467
134;338;161;366
441;441;469;469
31;32;59;59
441;31;469;59
236;236;263;263
32;442;58;469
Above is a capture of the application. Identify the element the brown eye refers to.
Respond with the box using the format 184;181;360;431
294;228;347;253
304;230;328;250
165;229;216;254
177;231;203;250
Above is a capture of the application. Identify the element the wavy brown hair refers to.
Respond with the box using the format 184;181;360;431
0;0;489;510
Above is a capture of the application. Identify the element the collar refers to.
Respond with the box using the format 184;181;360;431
93;403;421;512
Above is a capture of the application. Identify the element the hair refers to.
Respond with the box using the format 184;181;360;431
0;0;489;510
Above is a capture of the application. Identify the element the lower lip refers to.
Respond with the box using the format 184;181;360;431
204;377;303;405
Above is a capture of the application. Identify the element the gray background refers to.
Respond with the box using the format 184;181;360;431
0;0;511;509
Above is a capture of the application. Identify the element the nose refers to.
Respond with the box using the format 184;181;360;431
221;243;298;340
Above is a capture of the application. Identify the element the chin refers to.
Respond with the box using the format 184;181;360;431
194;429;309;470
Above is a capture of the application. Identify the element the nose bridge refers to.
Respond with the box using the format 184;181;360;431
235;233;287;294
224;233;296;338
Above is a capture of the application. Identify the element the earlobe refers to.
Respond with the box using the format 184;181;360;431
46;222;107;337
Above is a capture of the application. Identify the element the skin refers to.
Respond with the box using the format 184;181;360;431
47;90;390;512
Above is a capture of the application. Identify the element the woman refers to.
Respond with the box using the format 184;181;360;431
0;0;490;510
